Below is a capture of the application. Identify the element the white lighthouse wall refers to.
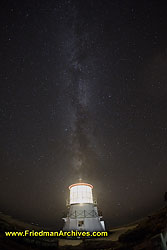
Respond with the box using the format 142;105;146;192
69;203;96;214
100;221;105;231
63;203;105;232
63;217;104;232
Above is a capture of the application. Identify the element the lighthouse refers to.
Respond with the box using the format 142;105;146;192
62;182;105;232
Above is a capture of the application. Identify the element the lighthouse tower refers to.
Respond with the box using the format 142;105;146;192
62;182;105;232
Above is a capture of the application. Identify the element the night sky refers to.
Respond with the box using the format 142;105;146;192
0;0;167;229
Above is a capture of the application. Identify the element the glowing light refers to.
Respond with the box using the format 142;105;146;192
69;183;93;204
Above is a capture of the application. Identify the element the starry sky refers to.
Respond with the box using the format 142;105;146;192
0;0;167;229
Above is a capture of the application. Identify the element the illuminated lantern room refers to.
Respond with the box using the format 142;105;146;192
69;183;93;204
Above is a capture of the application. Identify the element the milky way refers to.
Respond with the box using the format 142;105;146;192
57;3;99;178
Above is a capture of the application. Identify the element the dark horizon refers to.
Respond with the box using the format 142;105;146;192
0;0;167;229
